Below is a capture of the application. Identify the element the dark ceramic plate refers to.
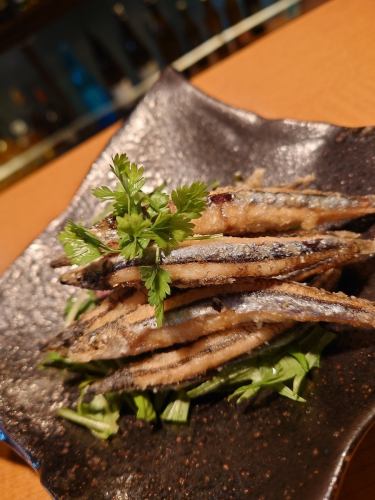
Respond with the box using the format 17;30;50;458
1;69;374;500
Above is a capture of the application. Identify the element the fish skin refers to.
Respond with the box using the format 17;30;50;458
194;188;375;235
88;322;295;394
87;271;340;393
79;189;375;241
49;187;375;268
47;278;375;363
43;288;147;353
58;234;369;290
50;255;71;268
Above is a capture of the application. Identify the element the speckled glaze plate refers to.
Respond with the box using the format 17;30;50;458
1;69;374;499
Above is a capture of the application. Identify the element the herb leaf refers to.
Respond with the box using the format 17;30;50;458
171;181;208;219
58;221;112;265
92;186;116;201
140;266;171;326
229;355;306;403
64;290;97;326
53;327;336;438
148;212;193;249
40;352;114;376
58;154;208;324
92;186;128;217
189;326;336;405
112;153;145;201
94;154;147;216
117;213;151;260
147;190;170;218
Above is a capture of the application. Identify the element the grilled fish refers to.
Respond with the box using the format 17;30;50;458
194;188;375;235
44;287;147;353
59;234;373;290
49;186;375;269
46;278;375;362
88;322;295;393
88;272;340;393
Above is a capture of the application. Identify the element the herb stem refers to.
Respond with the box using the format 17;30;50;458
57;408;113;433
155;245;161;264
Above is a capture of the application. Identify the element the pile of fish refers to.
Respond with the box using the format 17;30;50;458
46;180;375;395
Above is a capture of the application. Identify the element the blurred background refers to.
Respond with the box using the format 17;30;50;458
0;0;327;188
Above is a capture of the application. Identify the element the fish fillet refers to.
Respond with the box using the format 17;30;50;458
59;234;371;290
46;278;375;362
194;188;375;235
88;322;294;393
87;272;339;393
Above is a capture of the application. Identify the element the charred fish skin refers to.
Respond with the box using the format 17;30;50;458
43;288;147;353
194;188;375;234
88;323;294;394
161;236;344;265
86;189;375;236
84;273;339;394
49;186;375;268
59;234;366;290
59;255;124;290
51;279;375;363
216;189;375;211
50;255;71;268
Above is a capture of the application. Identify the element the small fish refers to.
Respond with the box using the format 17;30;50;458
88;322;294;393
49;186;375;268
58;233;372;290
88;271;339;394
44;287;147;353
194;188;375;235
46;278;375;363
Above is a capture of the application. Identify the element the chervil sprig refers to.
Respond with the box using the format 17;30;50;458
92;153;146;216
111;153;145;199
140;265;172;325
59;153;209;325
171;181;209;219
116;213;152;260
58;221;114;265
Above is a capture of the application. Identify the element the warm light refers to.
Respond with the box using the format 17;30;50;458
0;140;8;153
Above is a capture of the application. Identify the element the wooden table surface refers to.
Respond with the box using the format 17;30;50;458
1;0;375;497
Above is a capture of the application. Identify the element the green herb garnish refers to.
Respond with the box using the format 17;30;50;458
58;221;114;265
160;392;190;423
132;393;157;422
59;153;208;325
139;265;171;326
58;389;121;439
188;327;336;403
